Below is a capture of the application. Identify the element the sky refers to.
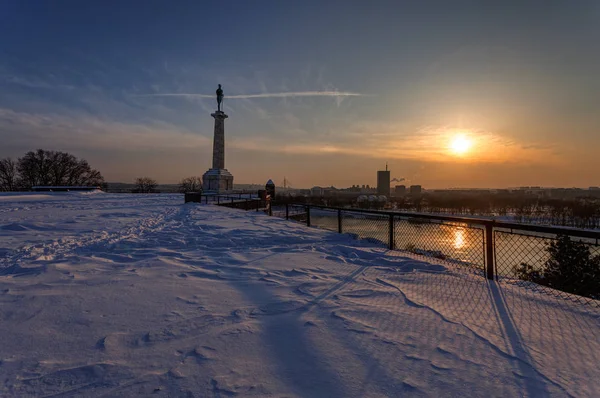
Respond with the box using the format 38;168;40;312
1;0;599;189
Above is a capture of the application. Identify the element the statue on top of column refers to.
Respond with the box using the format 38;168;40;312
216;84;224;112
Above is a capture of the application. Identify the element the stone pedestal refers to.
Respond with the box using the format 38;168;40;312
202;110;234;193
202;168;233;192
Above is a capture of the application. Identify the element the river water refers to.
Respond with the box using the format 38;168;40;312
302;210;598;277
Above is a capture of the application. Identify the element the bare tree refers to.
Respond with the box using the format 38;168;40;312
17;149;51;187
134;177;158;193
0;157;18;191
17;149;105;188
178;176;202;193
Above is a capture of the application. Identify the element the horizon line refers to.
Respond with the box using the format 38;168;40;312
104;182;599;190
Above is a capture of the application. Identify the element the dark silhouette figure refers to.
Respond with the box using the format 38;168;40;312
216;84;224;112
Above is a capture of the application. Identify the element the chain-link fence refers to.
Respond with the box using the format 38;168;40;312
272;205;486;273
495;229;600;305
184;192;259;205
270;203;287;218
394;218;485;273
270;204;307;222
309;207;340;232
238;202;600;307
219;198;265;211
341;210;390;247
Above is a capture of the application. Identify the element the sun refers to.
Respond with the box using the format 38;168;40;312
449;135;472;156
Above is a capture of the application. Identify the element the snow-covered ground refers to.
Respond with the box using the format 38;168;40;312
0;192;599;397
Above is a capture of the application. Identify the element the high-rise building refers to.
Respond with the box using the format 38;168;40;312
377;164;391;197
410;185;422;195
395;185;406;196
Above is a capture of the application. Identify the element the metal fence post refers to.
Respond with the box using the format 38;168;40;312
338;209;342;233
306;206;311;227
286;204;289;220
389;214;395;250
485;223;494;280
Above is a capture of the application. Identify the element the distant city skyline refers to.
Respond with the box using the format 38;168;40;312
1;1;599;188
106;180;600;192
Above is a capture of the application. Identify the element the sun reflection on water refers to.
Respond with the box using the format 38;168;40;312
454;228;466;249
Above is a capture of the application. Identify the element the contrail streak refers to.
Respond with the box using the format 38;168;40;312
135;91;366;99
228;91;364;99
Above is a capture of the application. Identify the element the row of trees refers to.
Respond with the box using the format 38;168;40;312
0;149;105;191
0;149;206;194
273;192;600;229
130;176;203;193
395;193;600;229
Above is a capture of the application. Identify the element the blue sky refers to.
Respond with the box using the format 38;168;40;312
1;0;599;188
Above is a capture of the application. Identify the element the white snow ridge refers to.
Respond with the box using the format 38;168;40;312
0;193;599;397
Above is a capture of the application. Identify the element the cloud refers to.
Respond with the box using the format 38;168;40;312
134;91;367;99
228;121;564;167
0;108;209;154
1;73;75;90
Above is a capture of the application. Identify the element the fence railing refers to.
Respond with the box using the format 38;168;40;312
191;196;600;306
184;192;261;206
269;203;600;306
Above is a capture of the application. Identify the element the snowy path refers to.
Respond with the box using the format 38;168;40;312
0;193;599;397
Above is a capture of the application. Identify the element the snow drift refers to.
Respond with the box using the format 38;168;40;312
0;193;598;397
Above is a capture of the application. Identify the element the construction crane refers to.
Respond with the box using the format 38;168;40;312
282;177;293;189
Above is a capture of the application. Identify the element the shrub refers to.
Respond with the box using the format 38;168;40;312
133;177;158;193
178;176;202;193
515;235;600;299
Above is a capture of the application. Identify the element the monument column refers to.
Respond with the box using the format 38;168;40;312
211;111;227;170
202;84;234;193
